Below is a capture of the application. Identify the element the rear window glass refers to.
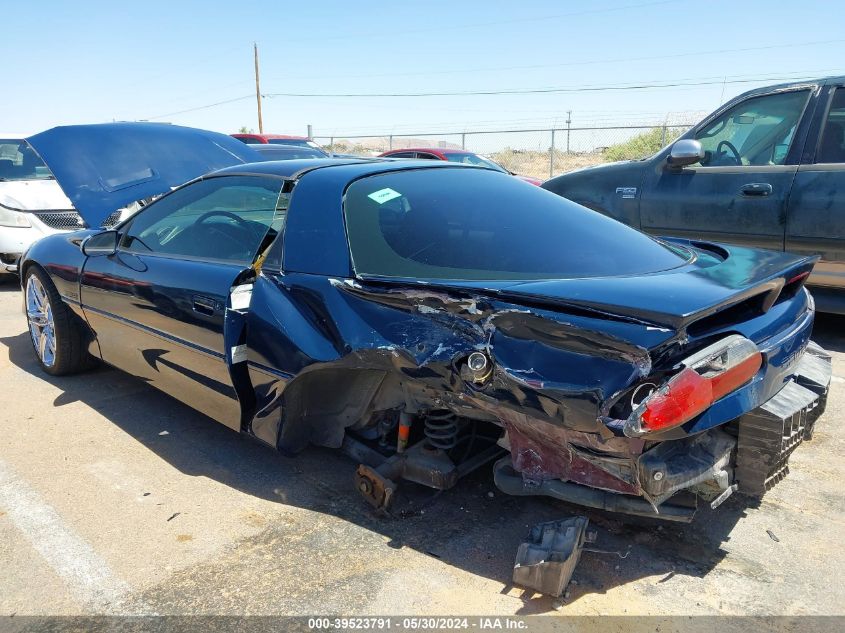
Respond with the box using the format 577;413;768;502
343;168;689;281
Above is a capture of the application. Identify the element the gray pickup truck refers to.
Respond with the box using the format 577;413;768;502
543;76;845;314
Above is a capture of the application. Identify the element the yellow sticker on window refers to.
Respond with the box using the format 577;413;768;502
367;187;402;204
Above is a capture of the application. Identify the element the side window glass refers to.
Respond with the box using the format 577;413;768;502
817;88;845;163
387;152;413;158
694;90;809;167
415;152;439;160
122;176;284;263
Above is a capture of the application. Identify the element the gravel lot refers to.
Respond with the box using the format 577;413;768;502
0;280;843;617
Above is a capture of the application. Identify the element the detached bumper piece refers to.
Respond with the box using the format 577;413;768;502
512;516;595;597
736;342;831;496
493;457;698;522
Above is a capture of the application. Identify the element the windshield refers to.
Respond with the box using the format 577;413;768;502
0;139;53;181
344;168;689;281
443;152;507;172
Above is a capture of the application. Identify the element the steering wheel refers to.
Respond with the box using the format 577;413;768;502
196;210;251;228
195;210;258;256
716;140;742;166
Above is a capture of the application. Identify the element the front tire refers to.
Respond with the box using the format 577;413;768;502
24;266;95;375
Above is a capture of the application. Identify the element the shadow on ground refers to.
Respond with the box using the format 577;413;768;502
5;313;837;612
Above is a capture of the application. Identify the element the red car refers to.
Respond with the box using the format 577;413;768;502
378;148;542;185
231;133;324;151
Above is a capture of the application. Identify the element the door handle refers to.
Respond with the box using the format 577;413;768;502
740;183;773;196
192;295;216;316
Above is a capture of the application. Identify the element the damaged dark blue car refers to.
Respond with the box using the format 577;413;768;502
20;123;831;522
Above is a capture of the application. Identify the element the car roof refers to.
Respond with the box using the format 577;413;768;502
232;133;309;140
210;157;483;180
383;147;471;155
247;143;318;151
731;75;844;101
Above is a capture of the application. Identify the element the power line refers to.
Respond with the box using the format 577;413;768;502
268;37;845;83
145;95;254;121
139;69;841;122
113;3;687;114
262;71;838;99
282;0;683;44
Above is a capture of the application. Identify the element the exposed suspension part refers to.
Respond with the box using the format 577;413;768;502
424;410;459;450
397;412;412;453
350;409;505;513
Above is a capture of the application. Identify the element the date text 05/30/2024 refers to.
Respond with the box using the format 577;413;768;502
307;617;529;630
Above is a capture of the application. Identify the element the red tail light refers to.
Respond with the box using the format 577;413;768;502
624;336;762;437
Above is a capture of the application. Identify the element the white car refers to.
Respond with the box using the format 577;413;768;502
0;135;131;280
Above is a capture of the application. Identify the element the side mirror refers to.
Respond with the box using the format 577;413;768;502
667;139;704;168
81;230;119;257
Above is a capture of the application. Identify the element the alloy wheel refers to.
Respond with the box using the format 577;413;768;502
26;274;56;368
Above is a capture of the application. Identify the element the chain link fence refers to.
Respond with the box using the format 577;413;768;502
312;124;692;181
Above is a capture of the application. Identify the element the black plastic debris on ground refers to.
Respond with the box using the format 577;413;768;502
512;515;595;597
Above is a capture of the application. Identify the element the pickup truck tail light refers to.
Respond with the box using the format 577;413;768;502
624;335;762;437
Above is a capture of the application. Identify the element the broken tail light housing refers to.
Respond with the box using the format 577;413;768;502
624;335;762;437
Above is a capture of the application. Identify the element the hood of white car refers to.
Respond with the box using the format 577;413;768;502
0;178;73;212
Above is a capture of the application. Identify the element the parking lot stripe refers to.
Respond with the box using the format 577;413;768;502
0;458;129;611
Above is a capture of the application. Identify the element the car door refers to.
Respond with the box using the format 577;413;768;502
80;175;285;430
639;87;815;251
786;82;845;296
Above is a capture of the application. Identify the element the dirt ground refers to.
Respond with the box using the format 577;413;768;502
0;280;843;617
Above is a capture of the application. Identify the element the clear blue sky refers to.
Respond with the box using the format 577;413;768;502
3;0;842;137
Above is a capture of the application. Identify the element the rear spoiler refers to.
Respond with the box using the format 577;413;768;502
489;243;819;330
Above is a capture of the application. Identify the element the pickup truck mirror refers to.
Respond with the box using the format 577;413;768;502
81;230;119;257
667;139;705;168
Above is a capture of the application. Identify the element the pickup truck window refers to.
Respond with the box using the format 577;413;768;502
694;90;809;167
817;88;845;163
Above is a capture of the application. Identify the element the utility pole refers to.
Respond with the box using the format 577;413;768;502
254;42;264;134
565;110;572;154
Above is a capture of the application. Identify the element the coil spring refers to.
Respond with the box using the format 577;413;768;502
424;410;459;450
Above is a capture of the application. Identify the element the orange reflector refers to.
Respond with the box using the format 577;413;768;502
709;352;763;401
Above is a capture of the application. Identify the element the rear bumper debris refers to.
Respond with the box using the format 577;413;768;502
494;457;698;522
496;341;832;520
512;516;595;597
736;341;831;495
